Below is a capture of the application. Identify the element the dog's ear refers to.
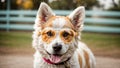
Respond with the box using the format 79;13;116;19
68;6;85;31
36;2;55;23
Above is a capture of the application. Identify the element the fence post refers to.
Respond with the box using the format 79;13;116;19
6;0;10;32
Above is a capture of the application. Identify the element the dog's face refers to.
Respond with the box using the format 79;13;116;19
33;2;85;63
41;16;78;55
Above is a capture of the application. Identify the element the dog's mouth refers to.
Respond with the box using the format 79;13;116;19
50;54;61;63
46;51;62;63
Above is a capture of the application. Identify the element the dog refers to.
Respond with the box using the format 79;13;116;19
32;2;96;68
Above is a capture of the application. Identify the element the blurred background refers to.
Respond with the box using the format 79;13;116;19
0;0;120;68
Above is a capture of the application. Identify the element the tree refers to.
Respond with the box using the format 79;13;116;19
75;0;99;10
0;0;49;10
0;0;7;10
109;0;120;11
49;0;99;10
16;0;48;10
16;0;33;10
33;0;48;9
49;0;76;10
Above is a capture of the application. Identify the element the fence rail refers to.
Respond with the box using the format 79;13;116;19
0;10;120;33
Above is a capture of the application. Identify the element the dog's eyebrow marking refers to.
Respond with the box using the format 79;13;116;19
41;29;56;44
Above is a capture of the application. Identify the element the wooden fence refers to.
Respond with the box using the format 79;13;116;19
0;10;120;33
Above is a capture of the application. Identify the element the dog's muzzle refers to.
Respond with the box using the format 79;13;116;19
53;43;62;53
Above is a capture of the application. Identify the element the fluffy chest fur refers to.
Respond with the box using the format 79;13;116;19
32;2;96;68
34;51;80;68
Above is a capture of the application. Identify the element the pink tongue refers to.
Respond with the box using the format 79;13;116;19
50;55;61;63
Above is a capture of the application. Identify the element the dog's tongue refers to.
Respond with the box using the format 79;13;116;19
50;55;61;63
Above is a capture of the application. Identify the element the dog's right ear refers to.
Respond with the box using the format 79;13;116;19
36;2;55;24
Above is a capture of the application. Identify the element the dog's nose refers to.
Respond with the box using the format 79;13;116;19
53;43;62;52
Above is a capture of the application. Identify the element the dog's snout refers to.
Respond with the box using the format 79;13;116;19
53;43;62;52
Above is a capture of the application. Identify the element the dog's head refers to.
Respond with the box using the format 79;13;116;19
33;2;85;63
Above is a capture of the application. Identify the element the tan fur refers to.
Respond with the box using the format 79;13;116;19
78;53;83;68
43;16;56;28
60;30;74;43
83;50;90;68
41;29;56;44
33;2;95;68
41;29;77;44
38;16;78;44
42;16;74;30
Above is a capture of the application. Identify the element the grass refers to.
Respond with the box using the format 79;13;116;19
81;32;120;58
0;31;32;48
0;31;120;58
81;32;120;48
0;31;33;55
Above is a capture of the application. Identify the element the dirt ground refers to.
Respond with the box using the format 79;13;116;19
0;55;120;68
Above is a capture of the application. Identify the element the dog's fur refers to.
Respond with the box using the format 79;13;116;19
32;2;96;68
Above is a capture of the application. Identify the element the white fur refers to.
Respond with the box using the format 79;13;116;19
77;42;96;68
33;42;96;68
53;17;66;28
33;2;96;68
42;28;69;55
33;50;80;68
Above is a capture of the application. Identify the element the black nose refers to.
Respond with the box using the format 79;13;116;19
53;43;62;52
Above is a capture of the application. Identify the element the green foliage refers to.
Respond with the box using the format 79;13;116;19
49;0;76;10
11;0;19;9
0;0;7;10
76;0;99;10
109;6;120;11
0;0;18;10
0;0;48;10
109;3;120;11
49;0;98;10
0;0;98;10
108;0;120;11
33;0;48;9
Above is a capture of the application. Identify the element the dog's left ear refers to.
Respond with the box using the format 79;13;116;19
68;6;85;31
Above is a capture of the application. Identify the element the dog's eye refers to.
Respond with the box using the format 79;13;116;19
47;31;54;37
62;31;69;37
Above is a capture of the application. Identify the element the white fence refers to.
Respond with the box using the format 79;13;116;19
0;10;120;33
